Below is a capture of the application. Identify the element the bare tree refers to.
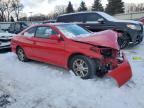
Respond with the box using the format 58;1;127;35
11;0;24;21
0;0;7;21
54;5;66;14
125;3;144;13
4;0;14;21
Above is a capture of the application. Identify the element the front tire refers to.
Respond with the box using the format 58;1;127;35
16;47;29;62
118;34;129;49
69;55;96;79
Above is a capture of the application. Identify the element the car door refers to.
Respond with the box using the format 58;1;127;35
82;13;108;32
20;27;37;58
31;26;65;67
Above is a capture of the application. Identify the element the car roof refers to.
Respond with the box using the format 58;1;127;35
58;11;100;17
31;23;75;27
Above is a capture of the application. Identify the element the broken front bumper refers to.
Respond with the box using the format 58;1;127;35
107;53;132;87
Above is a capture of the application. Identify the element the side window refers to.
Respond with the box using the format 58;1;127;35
58;15;71;23
23;27;36;37
35;26;57;38
63;16;71;23
72;14;84;22
86;14;101;22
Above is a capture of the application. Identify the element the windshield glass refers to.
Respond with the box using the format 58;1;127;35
97;12;117;21
56;24;91;38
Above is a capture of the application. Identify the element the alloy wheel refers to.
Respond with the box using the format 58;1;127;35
73;59;89;77
17;48;25;61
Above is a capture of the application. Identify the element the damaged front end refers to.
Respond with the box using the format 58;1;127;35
72;30;132;87
96;47;132;87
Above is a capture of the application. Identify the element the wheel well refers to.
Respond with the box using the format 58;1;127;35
126;33;132;42
116;30;132;42
16;46;21;53
67;53;99;68
67;53;84;68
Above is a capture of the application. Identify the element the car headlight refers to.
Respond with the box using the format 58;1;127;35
127;24;141;30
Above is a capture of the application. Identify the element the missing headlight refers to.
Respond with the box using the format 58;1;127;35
101;48;113;58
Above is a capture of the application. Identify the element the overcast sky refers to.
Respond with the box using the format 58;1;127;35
21;0;144;16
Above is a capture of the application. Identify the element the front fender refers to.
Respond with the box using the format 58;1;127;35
71;49;103;59
66;50;102;69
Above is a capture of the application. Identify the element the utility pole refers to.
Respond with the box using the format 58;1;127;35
29;12;33;22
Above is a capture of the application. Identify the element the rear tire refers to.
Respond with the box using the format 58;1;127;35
69;55;96;79
16;47;29;62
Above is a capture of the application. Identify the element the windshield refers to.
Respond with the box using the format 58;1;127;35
56;24;91;38
97;12;117;21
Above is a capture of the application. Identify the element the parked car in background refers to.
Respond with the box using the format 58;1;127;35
57;12;143;48
11;23;132;87
0;29;15;50
8;22;28;34
0;22;11;31
138;17;144;25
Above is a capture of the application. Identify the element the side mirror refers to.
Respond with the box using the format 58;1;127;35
97;18;105;24
50;34;61;41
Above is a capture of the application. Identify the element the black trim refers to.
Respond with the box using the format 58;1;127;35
0;45;11;50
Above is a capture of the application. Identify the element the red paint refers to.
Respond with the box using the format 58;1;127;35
72;30;119;50
107;52;132;87
139;17;144;25
11;23;132;87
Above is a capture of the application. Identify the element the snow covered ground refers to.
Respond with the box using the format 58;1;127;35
0;41;144;108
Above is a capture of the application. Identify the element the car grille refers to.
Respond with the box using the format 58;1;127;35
100;48;113;58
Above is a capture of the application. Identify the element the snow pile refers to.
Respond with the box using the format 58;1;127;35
0;42;144;108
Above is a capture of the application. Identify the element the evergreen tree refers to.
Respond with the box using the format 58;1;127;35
66;1;74;13
105;0;124;15
78;1;88;12
92;0;104;11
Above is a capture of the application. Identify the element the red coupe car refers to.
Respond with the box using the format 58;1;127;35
11;23;132;87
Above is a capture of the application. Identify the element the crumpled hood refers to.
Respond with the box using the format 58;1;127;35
72;30;119;50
